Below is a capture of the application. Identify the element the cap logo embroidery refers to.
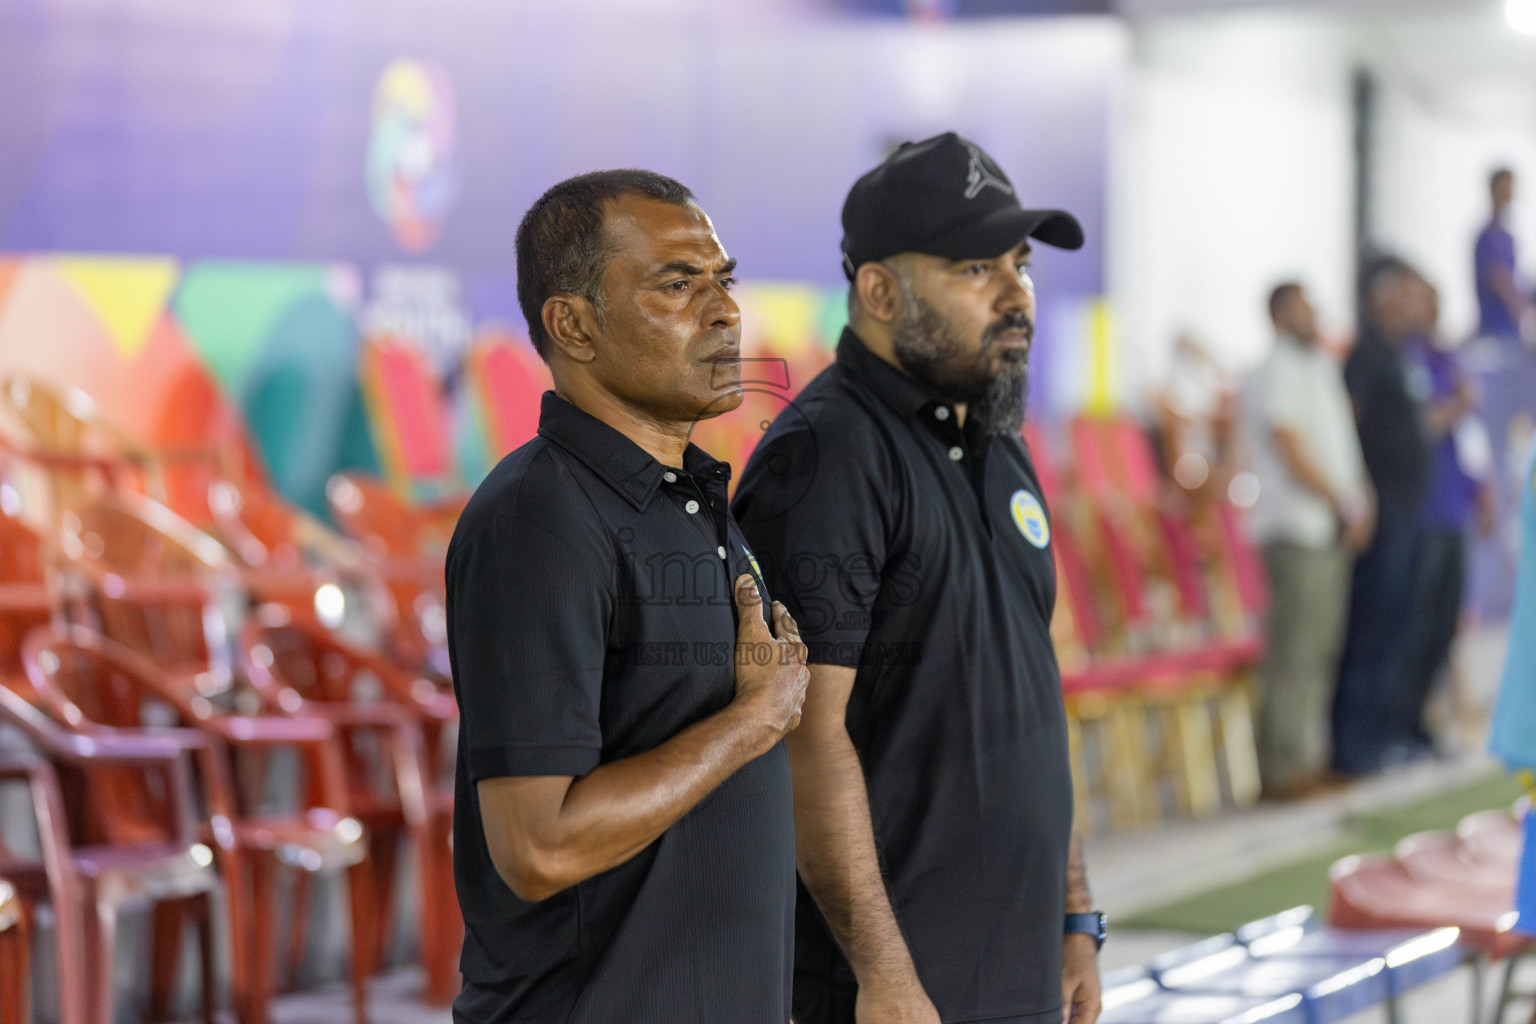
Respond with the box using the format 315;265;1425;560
963;143;1013;200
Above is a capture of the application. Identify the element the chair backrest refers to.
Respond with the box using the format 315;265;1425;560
12;628;200;846
0;489;54;679
207;478;303;570
244;609;454;786
1235;906;1317;953
326;471;452;562
467;337;549;460
60;491;238;677
243;612;440;826
1021;420;1062;502
1;373;95;456
359;338;456;501
1;373;129;515
1146;933;1247;987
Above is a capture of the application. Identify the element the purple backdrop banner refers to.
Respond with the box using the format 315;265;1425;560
0;0;1119;315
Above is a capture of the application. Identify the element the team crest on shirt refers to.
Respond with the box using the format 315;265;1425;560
1009;490;1050;549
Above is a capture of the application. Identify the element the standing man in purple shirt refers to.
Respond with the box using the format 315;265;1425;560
1474;168;1532;347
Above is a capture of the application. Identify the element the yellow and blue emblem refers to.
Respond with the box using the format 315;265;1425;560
1009;489;1050;549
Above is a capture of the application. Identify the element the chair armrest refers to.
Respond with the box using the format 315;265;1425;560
208;714;334;746
93;573;218;605
296;702;415;728
0;440;130;479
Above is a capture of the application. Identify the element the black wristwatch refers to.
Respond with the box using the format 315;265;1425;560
1065;912;1107;950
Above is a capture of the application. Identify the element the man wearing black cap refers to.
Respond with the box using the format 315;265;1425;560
734;134;1102;1024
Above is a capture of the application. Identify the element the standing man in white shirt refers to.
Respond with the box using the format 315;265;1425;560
1247;283;1375;800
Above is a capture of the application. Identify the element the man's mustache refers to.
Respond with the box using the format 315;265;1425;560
983;311;1034;347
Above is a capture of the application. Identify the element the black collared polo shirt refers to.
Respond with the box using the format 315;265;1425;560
1343;330;1430;526
447;391;794;1024
733;329;1071;1024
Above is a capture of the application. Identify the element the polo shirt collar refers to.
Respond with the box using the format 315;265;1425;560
836;327;947;422
537;391;729;512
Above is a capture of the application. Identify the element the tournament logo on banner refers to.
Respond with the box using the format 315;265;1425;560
366;59;462;253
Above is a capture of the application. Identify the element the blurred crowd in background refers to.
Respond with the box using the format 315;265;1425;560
1154;167;1534;798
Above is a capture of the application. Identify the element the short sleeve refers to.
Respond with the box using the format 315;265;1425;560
733;424;888;668
447;466;612;782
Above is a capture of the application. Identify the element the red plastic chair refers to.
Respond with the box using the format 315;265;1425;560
1395;830;1518;899
242;606;461;1005
0;481;57;685
325;471;455;677
1329;852;1531;1024
358;339;463;503
0;684;220;1024
21;625;376;1024
0;878;28;1024
203;476;394;637
1456;806;1525;869
466;336;550;460
56;489;242;686
1328;853;1528;959
1;372;225;519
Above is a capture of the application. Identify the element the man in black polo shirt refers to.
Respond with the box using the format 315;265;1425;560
447;169;809;1024
1332;256;1433;775
734;134;1103;1024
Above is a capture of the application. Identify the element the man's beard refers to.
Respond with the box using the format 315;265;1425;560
891;289;1032;437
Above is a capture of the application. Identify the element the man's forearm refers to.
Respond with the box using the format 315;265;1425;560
480;699;780;900
1065;831;1092;914
787;721;920;986
1273;427;1340;508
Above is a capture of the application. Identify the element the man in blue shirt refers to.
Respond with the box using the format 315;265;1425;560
1474;168;1531;346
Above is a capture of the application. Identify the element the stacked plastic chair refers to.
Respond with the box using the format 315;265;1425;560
241;606;461;1005
21;625;375;1024
0;681;221;1024
0;370;467;1015
1329;799;1533;1023
1026;415;1263;833
465;334;551;460
357;337;466;507
325;471;455;680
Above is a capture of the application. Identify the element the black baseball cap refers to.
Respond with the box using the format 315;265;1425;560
840;132;1083;280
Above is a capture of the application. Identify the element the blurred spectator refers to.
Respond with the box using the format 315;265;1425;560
1391;278;1495;759
1333;257;1432;777
1474;168;1534;348
1155;332;1236;500
1246;283;1372;799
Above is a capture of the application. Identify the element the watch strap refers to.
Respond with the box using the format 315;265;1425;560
1064;911;1107;949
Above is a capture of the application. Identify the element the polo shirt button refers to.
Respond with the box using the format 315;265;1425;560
717;546;727;559
934;406;950;421
662;471;678;484
948;446;964;461
685;499;700;514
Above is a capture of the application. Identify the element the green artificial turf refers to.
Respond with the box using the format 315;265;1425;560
1119;771;1526;934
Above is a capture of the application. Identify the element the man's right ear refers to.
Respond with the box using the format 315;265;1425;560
542;294;598;365
853;263;901;325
